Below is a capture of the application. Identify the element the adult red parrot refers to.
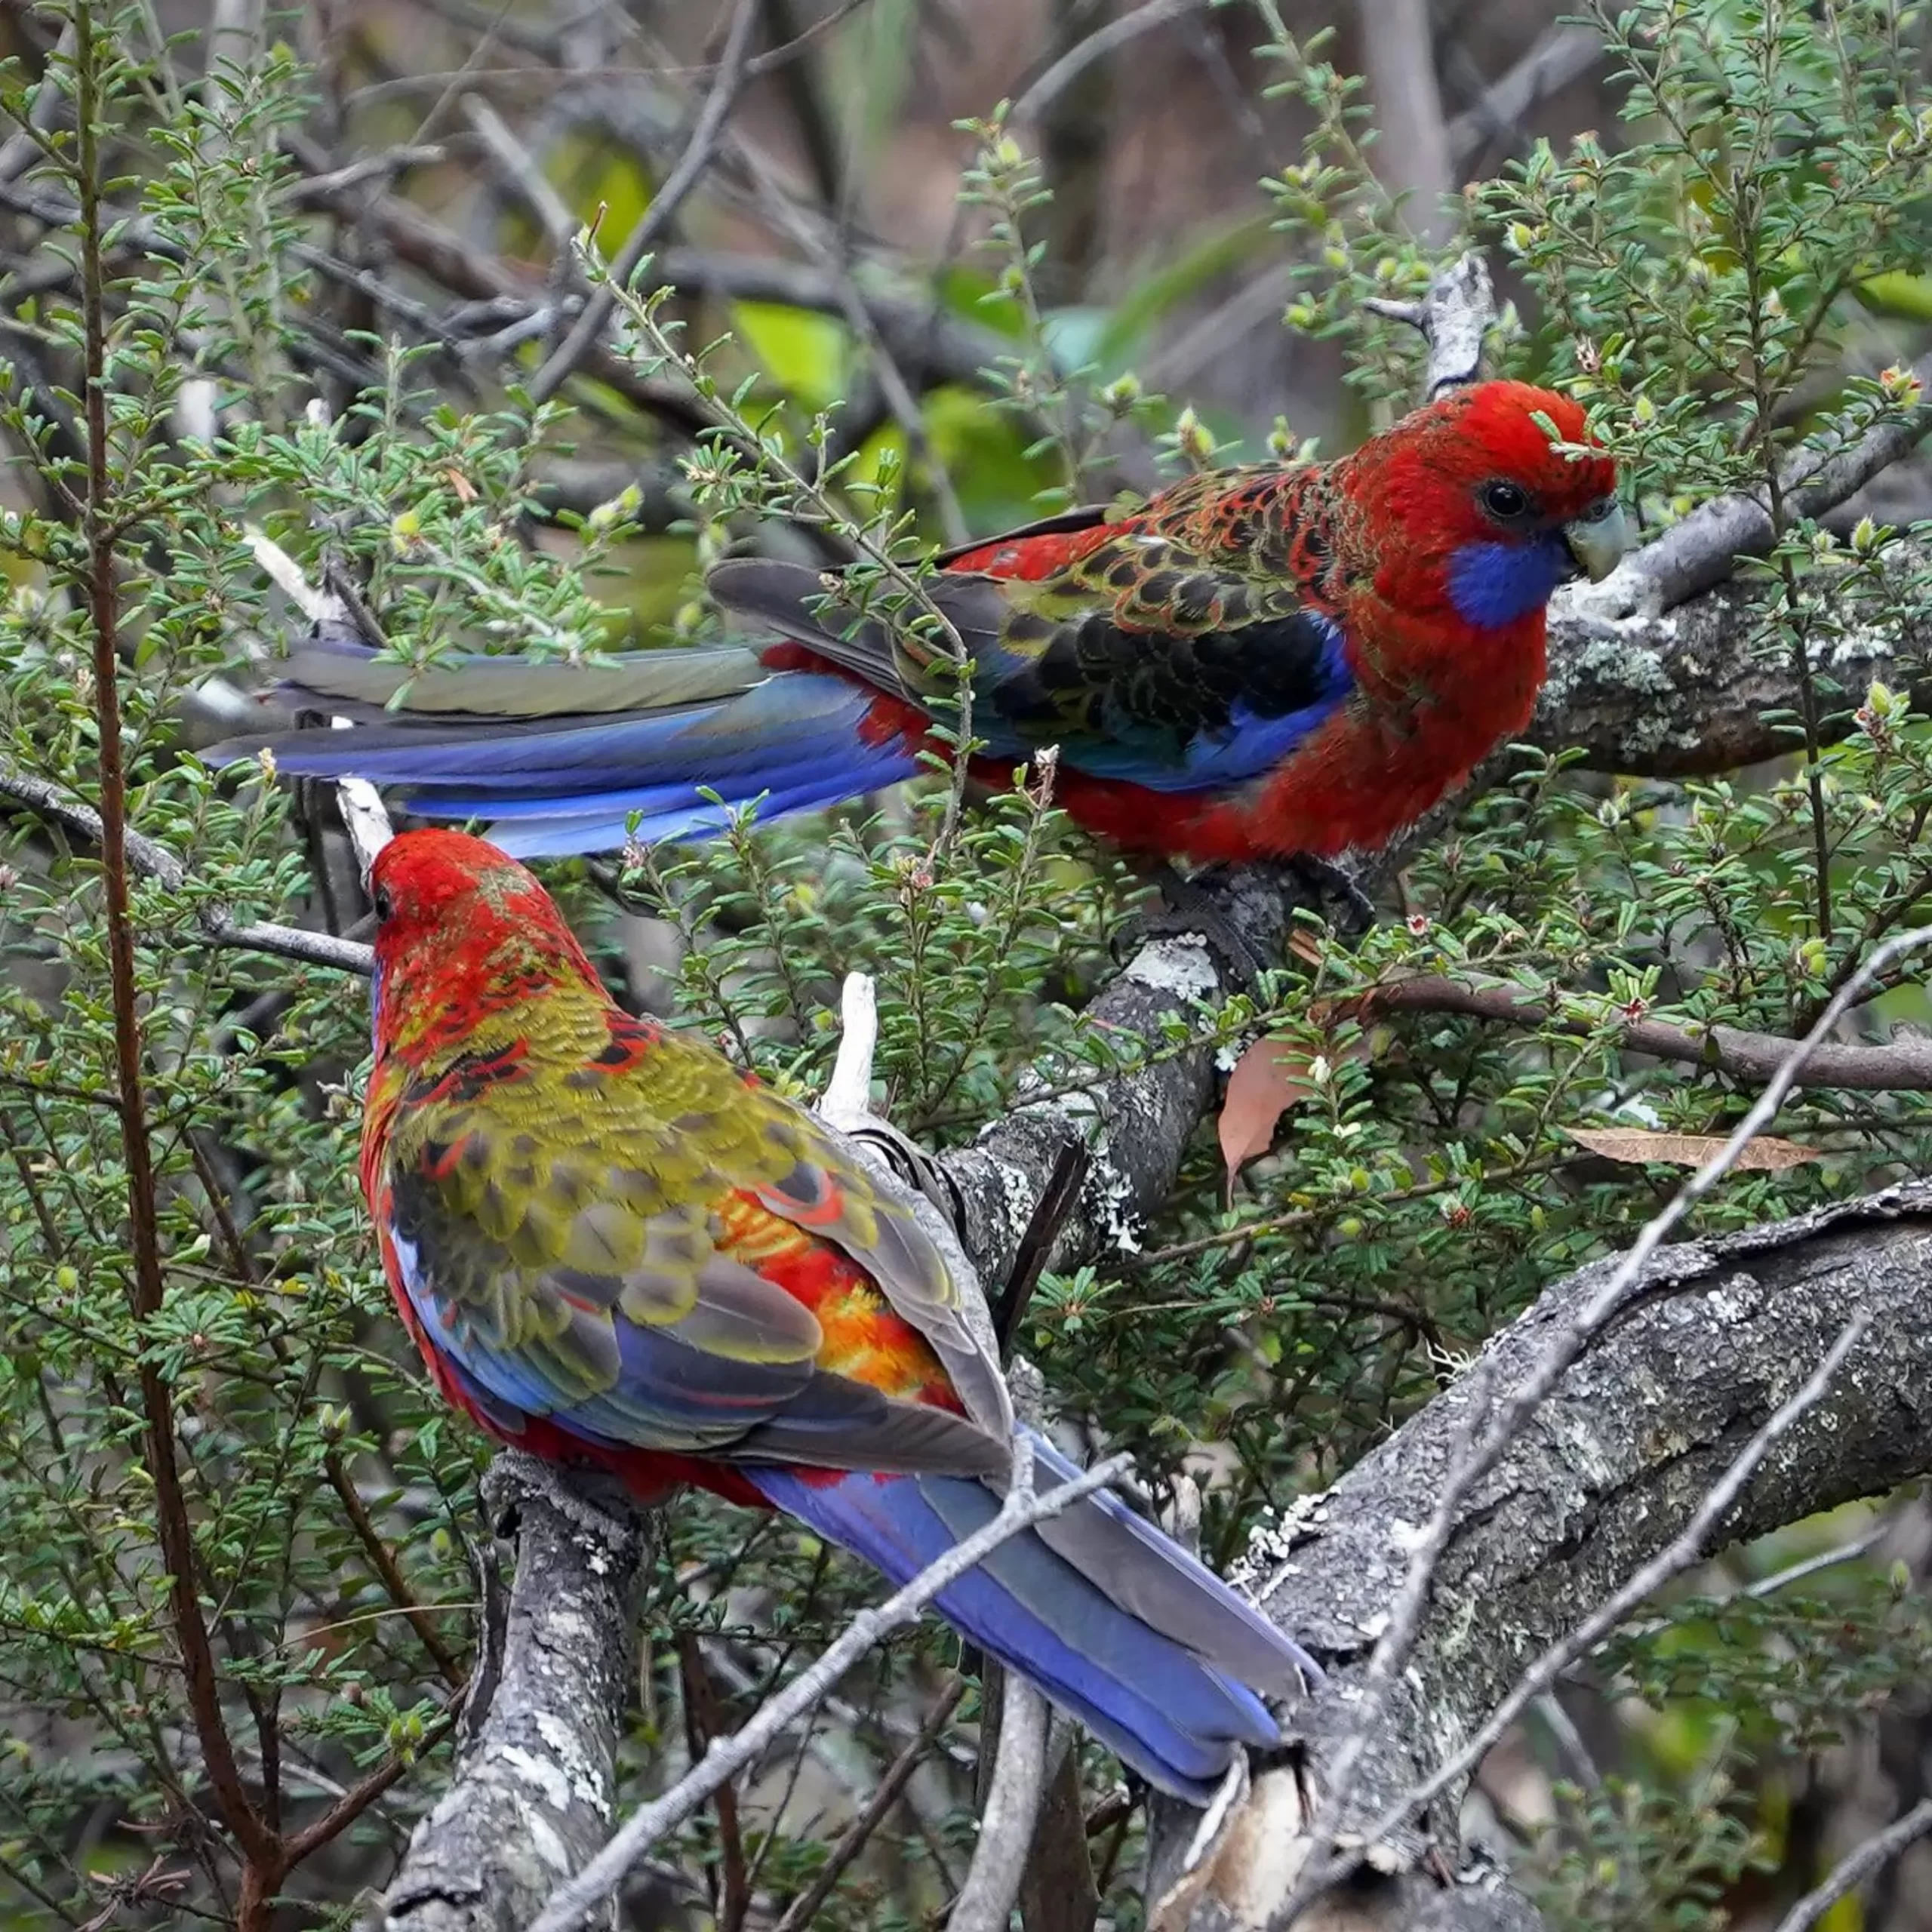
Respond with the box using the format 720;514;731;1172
223;381;1624;863
361;829;1316;1799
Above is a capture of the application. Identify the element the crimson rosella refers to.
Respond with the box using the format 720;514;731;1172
360;829;1316;1798
226;381;1624;862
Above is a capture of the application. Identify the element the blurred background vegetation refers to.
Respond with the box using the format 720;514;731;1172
5;1;1932;1928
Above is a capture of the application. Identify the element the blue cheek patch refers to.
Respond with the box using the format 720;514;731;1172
1447;535;1572;629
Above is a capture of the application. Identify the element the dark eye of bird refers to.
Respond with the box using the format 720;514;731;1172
374;887;394;922
1481;479;1531;519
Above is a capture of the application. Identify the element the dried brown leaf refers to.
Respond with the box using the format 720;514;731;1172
1562;1126;1821;1171
1219;1039;1318;1185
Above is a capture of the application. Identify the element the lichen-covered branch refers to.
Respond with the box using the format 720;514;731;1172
1146;1180;1932;1930
1538;550;1932;777
375;1463;652;1932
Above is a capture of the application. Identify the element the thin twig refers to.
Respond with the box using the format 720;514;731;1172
1770;1795;1932;1932
1371;971;1932;1091
525;1447;1134;1932
1011;0;1205;124
0;764;375;977
1446;25;1603;166
949;1669;1051;1932
525;0;759;408
462;92;576;247
768;1678;970;1932
322;1452;466;1689
279;1711;459;1863
677;1633;751;1932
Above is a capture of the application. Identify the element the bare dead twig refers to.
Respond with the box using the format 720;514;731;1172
1362;253;1495;397
461;93;576;248
525;0;760;408
322;1452;466;1690
1446;25;1604;166
1011;0;1208;125
1770;1795;1932;1932
768;1678;970;1932
948;1669;1051;1932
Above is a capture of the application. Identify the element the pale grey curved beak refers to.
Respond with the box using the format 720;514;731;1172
1563;500;1632;582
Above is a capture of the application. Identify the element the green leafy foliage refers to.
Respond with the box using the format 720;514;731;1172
2;2;1932;1928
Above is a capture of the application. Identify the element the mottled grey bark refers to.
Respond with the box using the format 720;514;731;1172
1537;552;1932;777
375;1463;652;1932
1148;1183;1932;1930
943;863;1312;1284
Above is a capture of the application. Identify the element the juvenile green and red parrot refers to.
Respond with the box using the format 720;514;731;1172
361;829;1317;1798
224;381;1625;863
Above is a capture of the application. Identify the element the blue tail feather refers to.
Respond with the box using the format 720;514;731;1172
746;1443;1294;1802
232;669;923;856
474;762;917;859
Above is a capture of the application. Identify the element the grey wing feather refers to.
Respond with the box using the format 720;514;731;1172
731;1389;1011;1478
1029;1440;1309;1690
707;557;1008;696
278;640;768;718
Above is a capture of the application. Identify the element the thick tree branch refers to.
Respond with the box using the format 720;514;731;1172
377;1462;653;1932
1537;548;1932;777
1149;1179;1932;1930
1588;368;1932;617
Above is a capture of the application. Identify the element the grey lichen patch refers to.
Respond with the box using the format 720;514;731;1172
534;1712;611;1814
1088;1132;1142;1255
1552;557;1669;626
492;1746;580;1841
991;1153;1039;1252
1703;1269;1766;1324
1124;937;1221;1002
525;1814;574;1882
